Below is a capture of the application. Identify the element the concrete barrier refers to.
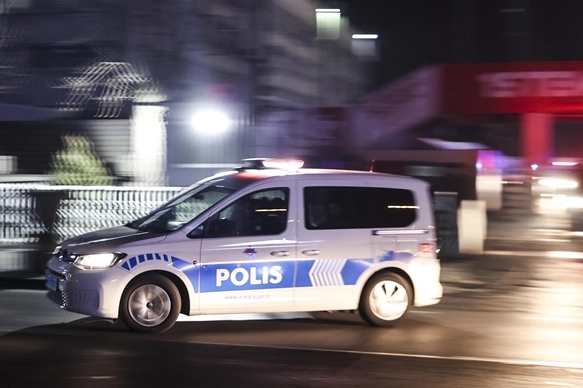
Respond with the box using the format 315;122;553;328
457;200;487;254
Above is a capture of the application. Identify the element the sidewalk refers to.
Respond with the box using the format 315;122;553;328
484;209;583;254
439;209;583;292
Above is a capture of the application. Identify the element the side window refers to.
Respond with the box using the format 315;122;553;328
304;187;365;229
368;187;417;228
206;188;289;238
304;186;417;230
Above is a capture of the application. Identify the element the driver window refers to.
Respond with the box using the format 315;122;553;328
206;188;289;238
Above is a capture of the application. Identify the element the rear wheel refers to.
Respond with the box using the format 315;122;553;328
359;272;412;327
120;274;181;333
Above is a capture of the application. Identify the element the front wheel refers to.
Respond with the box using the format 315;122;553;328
120;275;181;333
359;272;412;327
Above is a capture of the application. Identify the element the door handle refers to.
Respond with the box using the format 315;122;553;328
270;250;290;257
301;249;320;256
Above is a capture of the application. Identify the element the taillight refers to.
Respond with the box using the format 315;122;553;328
419;242;434;253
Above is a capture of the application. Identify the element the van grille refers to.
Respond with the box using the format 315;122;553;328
46;289;99;311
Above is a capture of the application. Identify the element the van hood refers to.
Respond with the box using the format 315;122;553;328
60;225;166;253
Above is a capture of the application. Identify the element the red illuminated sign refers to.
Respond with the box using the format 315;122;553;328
441;62;583;115
477;71;583;98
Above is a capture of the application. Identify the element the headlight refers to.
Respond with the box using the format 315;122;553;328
73;253;127;270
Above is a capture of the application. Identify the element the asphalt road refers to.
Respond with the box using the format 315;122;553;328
1;255;583;387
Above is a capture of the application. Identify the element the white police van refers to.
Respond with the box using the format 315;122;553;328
46;159;442;333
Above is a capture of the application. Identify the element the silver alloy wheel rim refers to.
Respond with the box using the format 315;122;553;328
369;280;409;321
128;284;171;327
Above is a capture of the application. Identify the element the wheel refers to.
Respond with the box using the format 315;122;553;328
120;274;181;333
359;272;412;327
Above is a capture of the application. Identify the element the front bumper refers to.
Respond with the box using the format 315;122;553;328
46;269;101;313
45;257;124;319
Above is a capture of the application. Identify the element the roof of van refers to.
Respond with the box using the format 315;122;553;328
202;167;426;192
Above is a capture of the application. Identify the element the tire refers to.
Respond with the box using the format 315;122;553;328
359;272;412;327
120;274;181;333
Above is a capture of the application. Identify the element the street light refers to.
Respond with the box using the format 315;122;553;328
191;109;231;135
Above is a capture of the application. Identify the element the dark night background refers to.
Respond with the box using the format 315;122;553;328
341;0;583;87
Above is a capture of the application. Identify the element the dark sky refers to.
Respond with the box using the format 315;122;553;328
340;0;583;87
343;0;452;85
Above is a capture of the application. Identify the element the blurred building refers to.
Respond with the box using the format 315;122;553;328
0;0;374;185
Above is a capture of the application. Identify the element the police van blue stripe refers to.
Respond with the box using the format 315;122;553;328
309;259;346;286
200;261;294;292
121;254;375;292
297;258;372;287
120;253;171;271
170;256;199;292
341;259;374;285
295;260;315;287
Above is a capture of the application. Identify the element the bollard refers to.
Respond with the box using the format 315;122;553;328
457;200;487;254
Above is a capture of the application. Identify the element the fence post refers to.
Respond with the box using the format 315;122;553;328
434;192;459;258
30;188;66;272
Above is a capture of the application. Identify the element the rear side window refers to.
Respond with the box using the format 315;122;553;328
304;186;417;230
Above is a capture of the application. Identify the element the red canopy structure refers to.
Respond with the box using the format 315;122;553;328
355;61;583;167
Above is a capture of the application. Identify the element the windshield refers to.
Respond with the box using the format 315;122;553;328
127;184;234;233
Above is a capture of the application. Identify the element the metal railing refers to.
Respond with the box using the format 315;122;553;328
0;184;43;245
0;184;183;245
